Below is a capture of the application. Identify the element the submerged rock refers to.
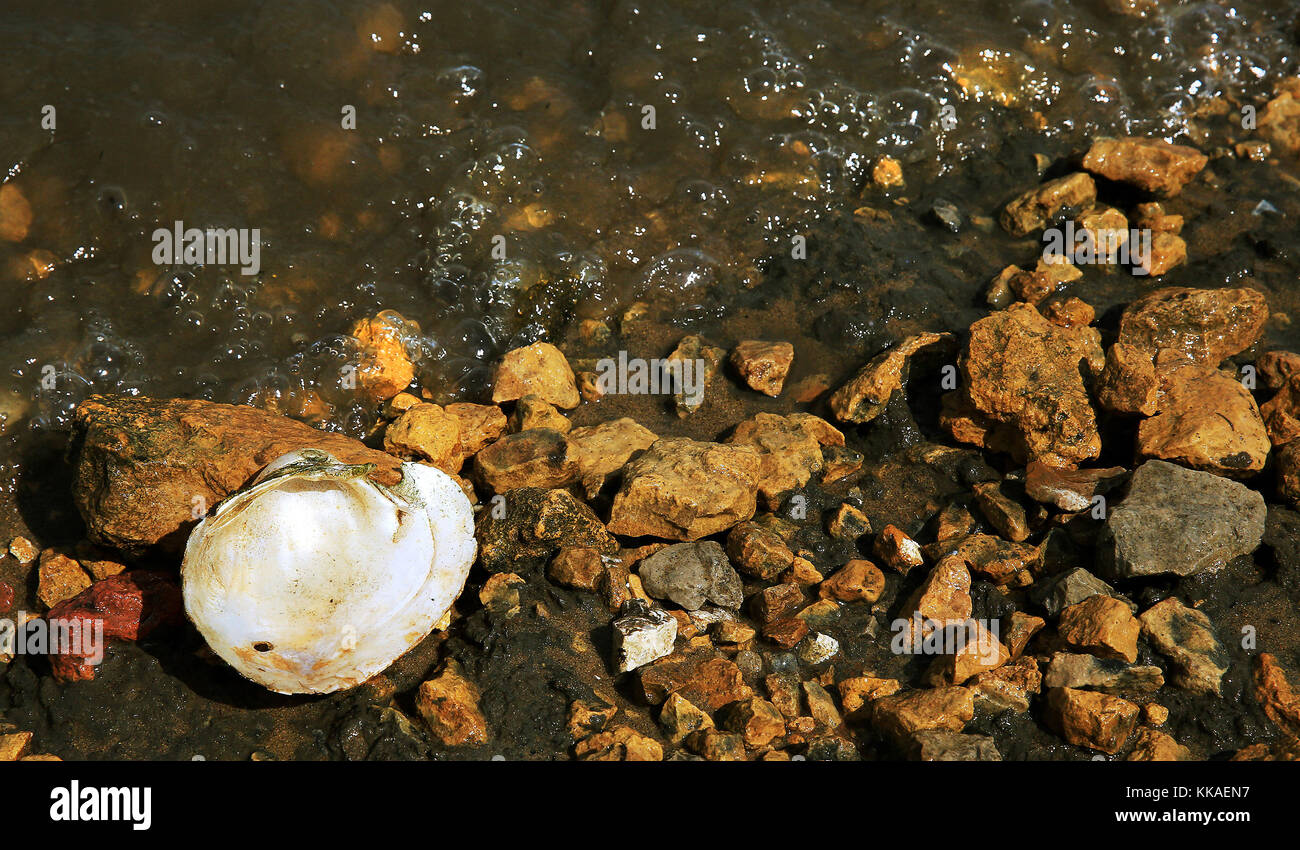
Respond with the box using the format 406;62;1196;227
1099;460;1265;579
1000;172;1097;236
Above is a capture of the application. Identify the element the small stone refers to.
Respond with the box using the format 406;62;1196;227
1260;80;1300;156
719;698;786;747
1030;567;1128;617
565;418;658;498
1139;597;1228;696
1127;728;1192;761
1255;653;1300;741
763;617;810;650
783;556;824;586
1058;595;1142;663
574;726;664;761
930;620;1010;686
658;692;714;744
1081;136;1208;196
382;392;421;418
1002;611;1045;659
612;600;679;672
1045;687;1139;754
1096;342;1161;416
637;654;753;710
870;687;975;741
444;403;507;459
766;673;804;717
730;340;795;397
803;680;843;728
837;677;901;718
1257;350;1300;391
8;536;38;565
1042;652;1165;694
935;503;977;540
36;551;92;610
820;445;864;483
899;556;972;651
384;403;463;472
973;481;1030;542
1025;461;1126;512
970;655;1041;713
567;700;617;740
1143;703;1169;726
415;659;488;747
45;571;183;682
637;541;743;611
349;313;417;402
829;333;947;424
608;438;760;540
509;394;571;433
479;572;525;616
750;583;804;625
907;730;1001;761
1100;460;1265;579
874;525;924;574
1138;232;1186;277
476;487;617;574
712;619;755;646
872;156;904;188
828;503;873;542
492;341;580;409
1000;172;1097;236
798;632;840;666
788;373;833;403
666;335;725;417
0;731;32;762
725;413;844;509
547;546;606;591
472;428;578;492
80;558;127;582
684;729;746;761
0;183;32;243
819;559;885;603
726;522;794;580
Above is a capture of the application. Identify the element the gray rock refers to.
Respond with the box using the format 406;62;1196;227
611;600;678;673
1042;652;1165;693
637;541;743;610
1139;597;1228;696
1099;460;1265;578
1031;567;1133;617
907;730;1002;761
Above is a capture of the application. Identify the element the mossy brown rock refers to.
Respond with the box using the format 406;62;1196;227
71;395;403;555
477;487;618;573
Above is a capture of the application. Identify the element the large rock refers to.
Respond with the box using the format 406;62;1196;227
1135;367;1270;477
1044;687;1139;754
71;395;403;554
955;303;1104;466
636;542;743;611
1099;460;1265;579
1043;652;1164;694
1139;597;1228;696
1116;287;1268;367
608;438;761;540
724;413;843;510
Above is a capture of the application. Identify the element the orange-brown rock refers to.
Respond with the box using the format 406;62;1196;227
0;183;33;243
1261;373;1300;447
1042;296;1096;329
837;676;901;718
1096;343;1159;416
1058;595;1141;663
828;333;947;424
383;403;463;472
444;402;507;458
1132;201;1183;234
1260;79;1300;157
874;524;924;575
1255;653;1300;741
1045;687;1139;753
71;395;404;554
870;687;975;740
36;551;92;610
818;559;885;603
1117;286;1269;367
1004;611;1046;658
1001;172;1097;236
415;660;488;747
1126;728;1191;761
958;303;1103;467
970;655;1041;713
931;620;1011;685
491;341;580;409
574;726;664;761
828;503;872;541
508;394;571;433
547;546;606;591
657;692;713;743
349;313;417;402
724;413;844;509
763;617;809;649
608;438;761;540
1025;461;1126;512
473;428;579;492
726;522;794;580
637;653;753;710
1081;136;1208;196
666;335;726;417
1136;366;1269;477
750;583;804;624
1138;232;1186;277
567;699;617;740
973;480;1030;542
730;340;795;397
565;417;657;498
718;698;786;747
1258;350;1300;392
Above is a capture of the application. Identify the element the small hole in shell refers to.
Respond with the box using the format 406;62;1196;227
253;642;274;652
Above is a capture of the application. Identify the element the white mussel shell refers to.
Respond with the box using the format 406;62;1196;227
181;448;476;694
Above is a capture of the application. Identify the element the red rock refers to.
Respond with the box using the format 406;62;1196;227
46;570;183;682
1096;343;1159;416
1258;350;1300;391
